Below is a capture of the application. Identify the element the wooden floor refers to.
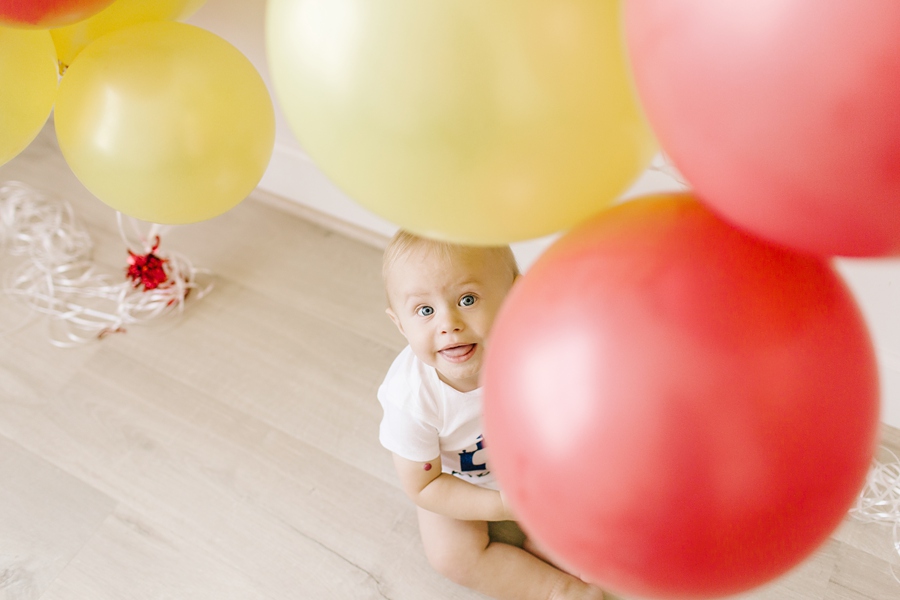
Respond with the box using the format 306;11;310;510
2;124;900;600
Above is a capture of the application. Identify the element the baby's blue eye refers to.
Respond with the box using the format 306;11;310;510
417;305;434;317
459;295;476;307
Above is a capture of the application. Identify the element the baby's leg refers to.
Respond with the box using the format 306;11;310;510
523;537;564;568
416;507;604;600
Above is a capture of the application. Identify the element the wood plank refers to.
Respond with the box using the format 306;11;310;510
824;542;900;600
94;277;402;487
41;506;273;600
0;435;115;600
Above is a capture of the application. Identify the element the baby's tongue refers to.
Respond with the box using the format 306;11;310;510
442;344;473;358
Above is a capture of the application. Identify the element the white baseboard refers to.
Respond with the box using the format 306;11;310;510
251;184;391;251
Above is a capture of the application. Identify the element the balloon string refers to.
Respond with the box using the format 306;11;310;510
1;181;212;347
850;445;900;583
118;210;169;255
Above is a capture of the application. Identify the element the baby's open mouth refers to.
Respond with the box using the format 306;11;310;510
439;344;476;363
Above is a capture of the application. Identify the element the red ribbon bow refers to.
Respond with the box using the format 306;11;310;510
126;237;169;291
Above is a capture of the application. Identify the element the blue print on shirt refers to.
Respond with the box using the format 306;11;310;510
459;435;487;472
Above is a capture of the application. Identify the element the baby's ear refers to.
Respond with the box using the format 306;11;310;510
386;307;406;337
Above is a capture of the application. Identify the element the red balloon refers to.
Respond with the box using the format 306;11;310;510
0;0;115;28
624;0;900;257
483;194;879;599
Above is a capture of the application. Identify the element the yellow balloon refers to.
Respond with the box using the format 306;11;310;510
0;27;58;167
267;0;657;245
51;0;202;68
55;21;275;224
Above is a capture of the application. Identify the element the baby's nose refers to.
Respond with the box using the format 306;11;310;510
440;310;464;334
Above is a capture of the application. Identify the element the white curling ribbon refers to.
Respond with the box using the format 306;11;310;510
1;181;212;347
647;152;691;190
1;182;91;264
850;445;900;582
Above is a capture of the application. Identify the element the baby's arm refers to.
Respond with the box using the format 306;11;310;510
393;453;514;522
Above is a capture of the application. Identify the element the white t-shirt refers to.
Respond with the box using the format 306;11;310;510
378;346;498;490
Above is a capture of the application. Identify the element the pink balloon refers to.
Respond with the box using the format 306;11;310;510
483;194;879;598
0;0;115;28
624;0;900;257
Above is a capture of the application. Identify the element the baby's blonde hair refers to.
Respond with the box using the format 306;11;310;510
382;230;520;290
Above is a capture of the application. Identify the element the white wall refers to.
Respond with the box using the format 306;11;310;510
189;0;900;430
835;259;900;430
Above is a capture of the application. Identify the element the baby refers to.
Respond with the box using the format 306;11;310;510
378;230;604;600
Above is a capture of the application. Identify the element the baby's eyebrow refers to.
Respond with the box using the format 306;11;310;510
451;278;481;289
399;280;483;307
401;291;431;306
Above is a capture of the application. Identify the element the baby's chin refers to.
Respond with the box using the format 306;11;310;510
436;362;483;393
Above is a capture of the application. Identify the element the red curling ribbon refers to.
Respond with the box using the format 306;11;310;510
126;236;169;291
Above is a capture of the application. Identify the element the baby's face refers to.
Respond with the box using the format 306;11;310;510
386;246;516;392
